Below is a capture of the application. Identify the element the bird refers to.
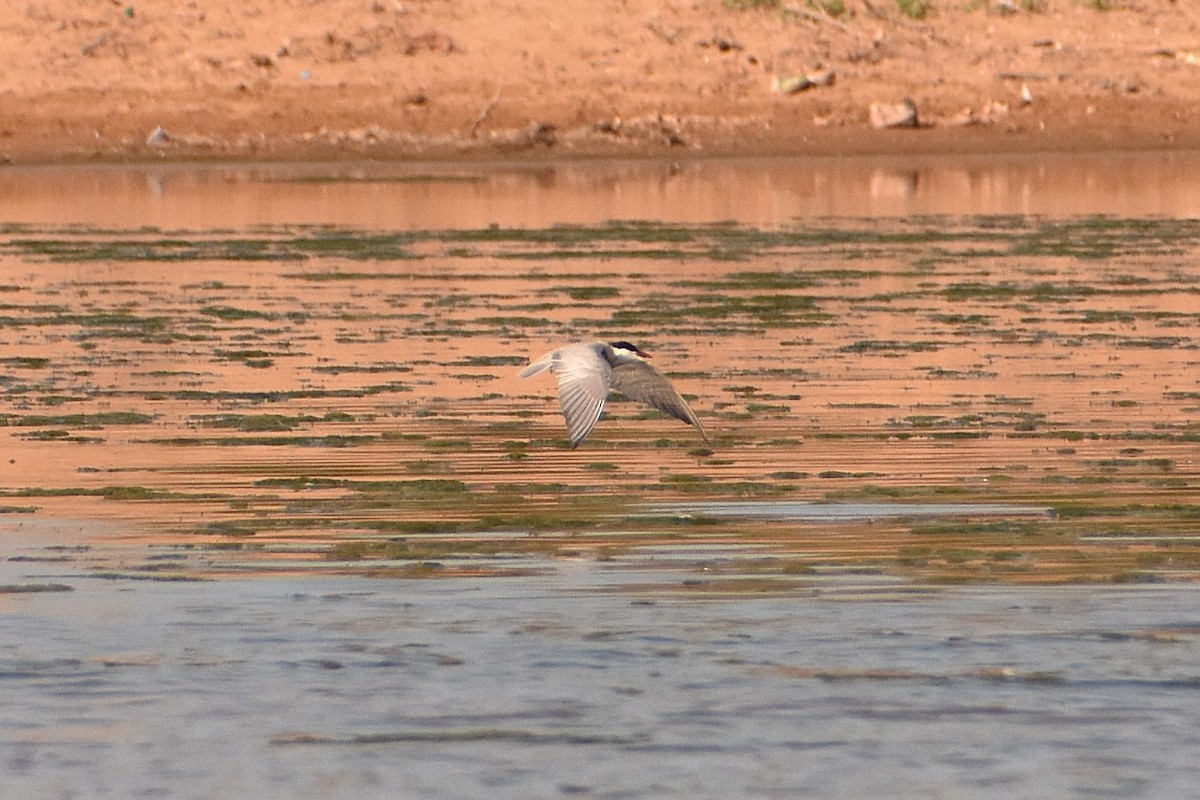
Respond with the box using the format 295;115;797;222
519;340;708;447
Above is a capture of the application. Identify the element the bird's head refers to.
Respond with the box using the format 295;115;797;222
609;341;651;359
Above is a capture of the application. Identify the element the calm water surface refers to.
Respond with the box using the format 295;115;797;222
1;154;1199;798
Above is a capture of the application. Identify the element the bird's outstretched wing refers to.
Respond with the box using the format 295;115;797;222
610;360;708;442
521;343;612;446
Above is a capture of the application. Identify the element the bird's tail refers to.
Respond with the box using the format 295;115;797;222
518;352;553;378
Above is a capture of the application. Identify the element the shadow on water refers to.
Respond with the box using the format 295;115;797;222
0;155;1199;797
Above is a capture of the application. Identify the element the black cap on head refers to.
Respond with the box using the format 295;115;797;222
609;341;650;358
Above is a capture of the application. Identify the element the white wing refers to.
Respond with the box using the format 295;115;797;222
610;360;708;442
520;342;612;446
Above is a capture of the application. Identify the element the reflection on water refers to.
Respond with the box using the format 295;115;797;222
1;156;1199;797
3;151;1200;229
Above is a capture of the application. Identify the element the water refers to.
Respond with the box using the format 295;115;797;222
5;152;1200;227
1;154;1199;797
4;558;1200;798
645;501;1055;520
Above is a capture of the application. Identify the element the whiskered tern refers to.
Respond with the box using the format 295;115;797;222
520;341;708;447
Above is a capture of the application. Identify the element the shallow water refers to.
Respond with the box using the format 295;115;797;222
1;154;1199;797
4;554;1200;799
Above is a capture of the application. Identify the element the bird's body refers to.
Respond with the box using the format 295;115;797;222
520;341;708;447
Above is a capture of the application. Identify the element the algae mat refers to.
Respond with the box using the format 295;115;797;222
0;212;1197;588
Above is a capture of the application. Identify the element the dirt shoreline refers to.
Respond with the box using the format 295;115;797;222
2;1;1199;165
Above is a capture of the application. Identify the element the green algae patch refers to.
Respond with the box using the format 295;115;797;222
0;411;154;427
2;214;1200;586
193;414;320;432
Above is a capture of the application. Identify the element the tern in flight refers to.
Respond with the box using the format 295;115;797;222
519;340;708;447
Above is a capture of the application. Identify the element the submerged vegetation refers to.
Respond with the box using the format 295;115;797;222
4;216;1200;265
0;215;1198;587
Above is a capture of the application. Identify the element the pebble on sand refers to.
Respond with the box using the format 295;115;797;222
869;98;919;129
